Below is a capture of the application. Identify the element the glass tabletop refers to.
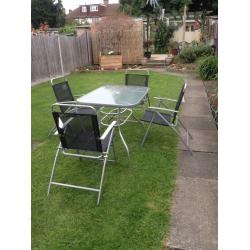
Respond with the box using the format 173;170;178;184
77;85;149;108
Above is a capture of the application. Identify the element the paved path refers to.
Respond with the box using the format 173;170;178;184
164;72;218;250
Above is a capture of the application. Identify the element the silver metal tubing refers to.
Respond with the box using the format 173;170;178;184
52;102;96;113
118;108;130;159
179;118;193;139
48;125;57;137
100;109;133;127
62;151;103;160
47;144;61;195
97;129;114;205
50;182;100;192
141;112;155;146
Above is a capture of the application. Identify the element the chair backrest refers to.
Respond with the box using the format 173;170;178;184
125;73;149;87
172;82;187;123
52;80;74;112
52;107;103;152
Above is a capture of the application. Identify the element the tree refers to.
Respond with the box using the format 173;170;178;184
31;0;65;28
154;20;174;53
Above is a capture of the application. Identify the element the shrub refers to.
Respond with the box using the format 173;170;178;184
193;44;214;57
197;56;218;80
179;47;197;63
154;21;174;54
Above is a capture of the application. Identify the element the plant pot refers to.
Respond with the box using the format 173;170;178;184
99;55;123;70
170;48;178;56
144;51;151;59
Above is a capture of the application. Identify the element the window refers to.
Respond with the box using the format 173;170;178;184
191;25;195;32
90;5;98;12
82;6;87;12
185;25;190;32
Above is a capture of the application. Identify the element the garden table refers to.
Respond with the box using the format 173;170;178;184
77;85;149;159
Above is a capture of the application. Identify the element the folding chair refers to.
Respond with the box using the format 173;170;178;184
125;69;150;106
47;103;117;205
140;82;193;154
48;77;78;136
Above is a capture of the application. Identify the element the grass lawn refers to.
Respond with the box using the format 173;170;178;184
32;70;184;249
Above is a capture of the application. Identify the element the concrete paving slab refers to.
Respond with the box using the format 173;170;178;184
178;129;218;153
186;85;205;91
168;176;218;250
181;103;212;118
184;97;209;104
184;88;207;98
178;151;218;180
180;116;217;131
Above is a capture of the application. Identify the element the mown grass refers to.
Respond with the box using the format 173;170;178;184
32;70;183;250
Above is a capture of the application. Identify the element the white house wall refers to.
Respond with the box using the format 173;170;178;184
173;25;201;43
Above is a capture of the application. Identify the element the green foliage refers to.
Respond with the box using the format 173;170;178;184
31;0;65;28
154;21;174;54
179;47;197;63
197;55;218;80
179;44;214;63
59;25;76;35
193;43;214;57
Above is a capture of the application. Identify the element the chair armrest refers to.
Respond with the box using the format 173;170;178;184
74;94;84;98
148;106;178;113
100;121;117;140
153;96;177;102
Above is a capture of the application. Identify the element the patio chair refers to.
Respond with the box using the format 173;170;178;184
47;103;117;205
140;82;193;154
48;77;77;136
123;69;150;125
125;69;150;106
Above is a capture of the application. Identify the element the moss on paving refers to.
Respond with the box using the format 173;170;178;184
32;71;183;250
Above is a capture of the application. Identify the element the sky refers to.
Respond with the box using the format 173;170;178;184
62;0;119;13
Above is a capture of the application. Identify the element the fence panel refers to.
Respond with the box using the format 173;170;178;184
91;20;143;65
31;31;92;84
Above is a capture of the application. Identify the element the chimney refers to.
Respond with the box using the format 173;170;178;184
103;0;109;6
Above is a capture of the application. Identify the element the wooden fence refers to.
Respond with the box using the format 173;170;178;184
31;31;92;84
91;20;144;65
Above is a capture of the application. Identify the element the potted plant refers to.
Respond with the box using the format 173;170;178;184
99;51;123;70
168;41;179;56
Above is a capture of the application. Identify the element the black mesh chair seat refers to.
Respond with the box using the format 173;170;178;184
63;129;114;153
141;110;173;126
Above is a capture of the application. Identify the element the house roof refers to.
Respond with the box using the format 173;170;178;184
67;3;120;20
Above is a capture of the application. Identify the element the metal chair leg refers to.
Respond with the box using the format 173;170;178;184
171;126;193;155
48;125;57;137
179;118;193;139
97;155;108;205
141;114;155;147
47;145;61;195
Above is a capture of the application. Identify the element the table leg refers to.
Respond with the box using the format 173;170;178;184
118;108;130;159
